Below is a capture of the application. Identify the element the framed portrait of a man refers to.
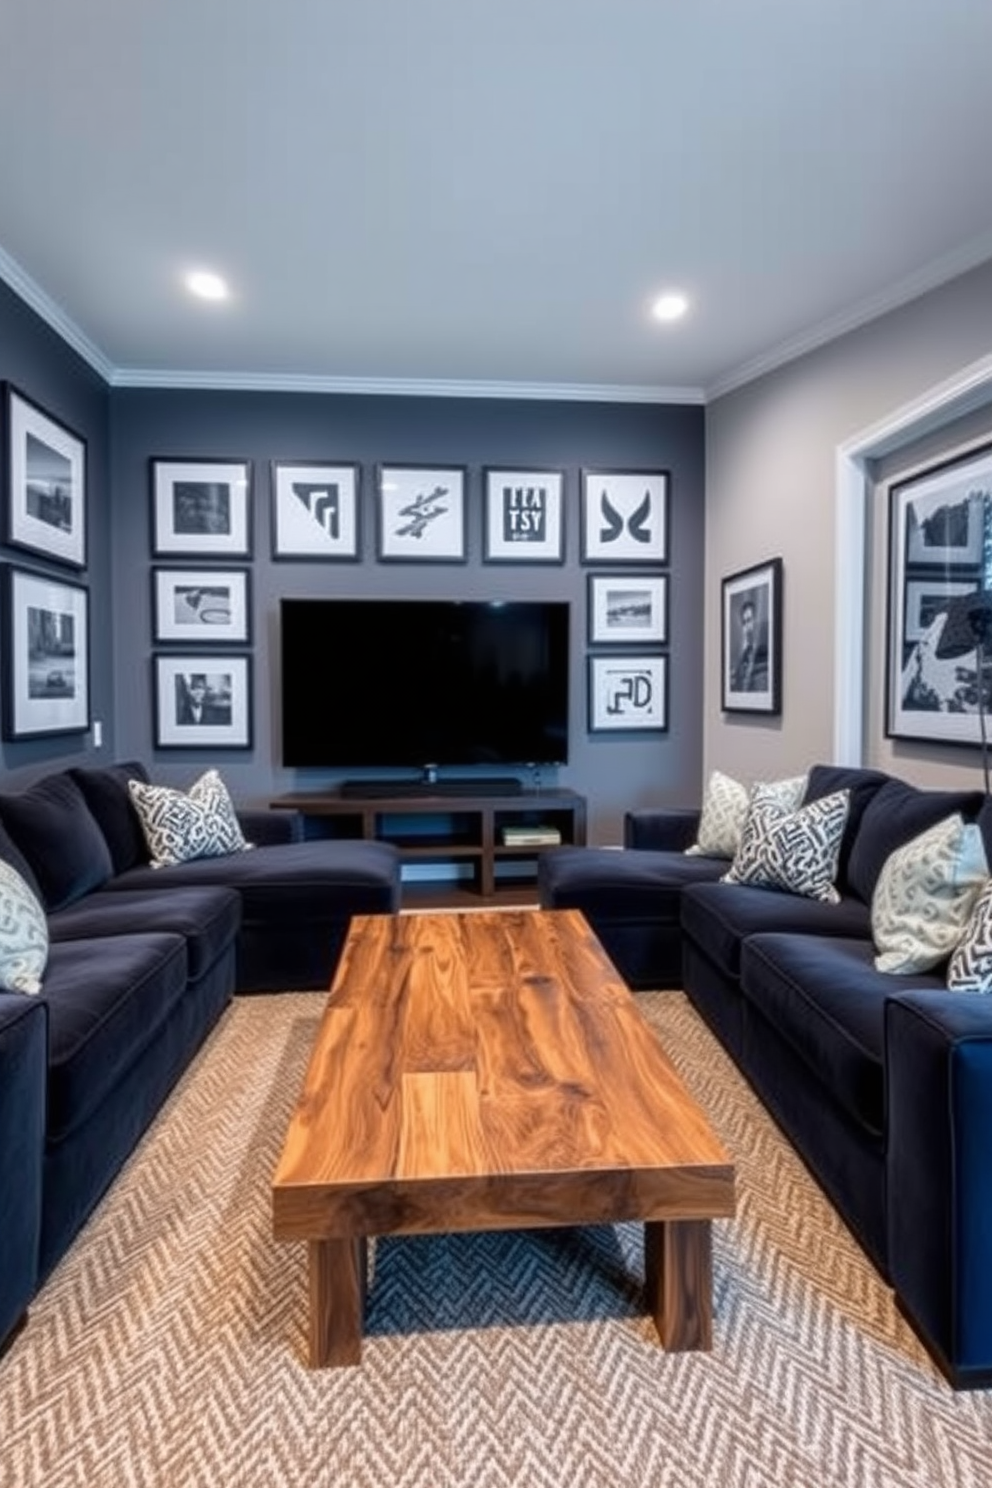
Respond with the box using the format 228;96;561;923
721;558;783;715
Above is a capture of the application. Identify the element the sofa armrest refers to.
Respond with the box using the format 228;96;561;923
624;808;701;852
885;989;992;1387
0;994;46;1353
237;808;303;846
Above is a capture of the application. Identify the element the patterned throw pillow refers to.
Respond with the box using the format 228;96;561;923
0;857;49;994
871;814;988;975
685;771;807;858
722;788;850;903
947;878;992;992
128;771;251;869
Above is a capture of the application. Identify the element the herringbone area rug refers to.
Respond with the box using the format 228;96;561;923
2;992;990;1488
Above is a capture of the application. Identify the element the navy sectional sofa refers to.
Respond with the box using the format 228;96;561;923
0;761;401;1357
539;764;992;1389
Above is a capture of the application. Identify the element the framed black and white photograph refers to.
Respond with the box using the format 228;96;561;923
3;384;86;568
886;440;992;746
588;573;668;644
721;558;783;715
483;468;564;562
153;654;252;749
151;459;252;557
1;565;89;738
377;465;467;562
152;567;251;644
271;461;361;560
588;653;667;733
580;469;668;564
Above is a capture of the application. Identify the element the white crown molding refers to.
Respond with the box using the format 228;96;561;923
0;243;115;382
109;367;705;404
707;230;992;403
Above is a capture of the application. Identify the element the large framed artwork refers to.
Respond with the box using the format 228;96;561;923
588;573;667;644
377;465;467;562
721;557;783;715
3;384;87;568
886;440;992;746
271;461;361;560
483;467;564;562
151;459;252;557
580;469;668;564
153;654;252;749
152;567;251;644
1;564;89;738
588;654;667;733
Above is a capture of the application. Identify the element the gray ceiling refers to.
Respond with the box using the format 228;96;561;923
2;0;991;398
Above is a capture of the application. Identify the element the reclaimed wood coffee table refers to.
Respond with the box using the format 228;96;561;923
272;908;735;1366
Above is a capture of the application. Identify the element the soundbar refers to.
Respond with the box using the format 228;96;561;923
339;777;524;800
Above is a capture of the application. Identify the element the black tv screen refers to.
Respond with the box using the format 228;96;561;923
280;598;570;769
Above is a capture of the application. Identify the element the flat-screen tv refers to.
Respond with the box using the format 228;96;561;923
280;598;570;770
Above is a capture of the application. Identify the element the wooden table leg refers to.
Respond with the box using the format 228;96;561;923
644;1219;713;1351
308;1236;367;1367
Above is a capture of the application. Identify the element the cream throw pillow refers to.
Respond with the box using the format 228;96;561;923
871;814;988;974
0;857;48;994
685;770;807;858
128;770;251;869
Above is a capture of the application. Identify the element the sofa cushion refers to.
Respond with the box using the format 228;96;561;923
740;933;941;1135
801;764;890;895
0;773;114;912
69;761;150;875
49;886;240;985
871;814;988;974
722;789;850;904
0;858;48;994
42;933;188;1143
947;878;992;992
681;879;872;980
128;771;250;868
539;844;728;922
846;779;985;906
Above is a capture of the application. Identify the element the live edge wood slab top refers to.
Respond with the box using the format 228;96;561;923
272;908;736;1366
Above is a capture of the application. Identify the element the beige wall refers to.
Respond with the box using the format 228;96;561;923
705;258;992;788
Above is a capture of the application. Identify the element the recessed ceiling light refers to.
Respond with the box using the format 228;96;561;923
651;291;689;323
185;269;229;302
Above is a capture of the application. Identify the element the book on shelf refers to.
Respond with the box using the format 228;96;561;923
501;824;562;847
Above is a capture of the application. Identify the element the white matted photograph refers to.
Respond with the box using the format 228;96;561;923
721;558;783;715
377;465;466;562
4;384;87;568
152;568;251;643
151;459;252;557
588;653;667;732
588;573;667;644
153;654;252;748
483;468;564;562
271;461;360;559
580;469;668;564
1;564;89;738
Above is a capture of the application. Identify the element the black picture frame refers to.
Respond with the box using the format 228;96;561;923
150;458;253;558
587;572;668;645
580;468;668;565
152;653;252;749
721;557;783;715
152;567;251;644
1;563;90;738
3;383;87;569
271;460;361;560
482;467;565;563
885;440;992;746
587;653;668;733
376;464;467;562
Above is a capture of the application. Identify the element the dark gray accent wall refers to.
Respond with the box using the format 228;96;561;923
111;389;705;842
0;280;111;786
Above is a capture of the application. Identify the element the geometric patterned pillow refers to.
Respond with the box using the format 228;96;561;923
871;814;988;975
685;770;807;858
721;788;850;904
947;877;992;992
0;856;49;994
128;770;251;869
